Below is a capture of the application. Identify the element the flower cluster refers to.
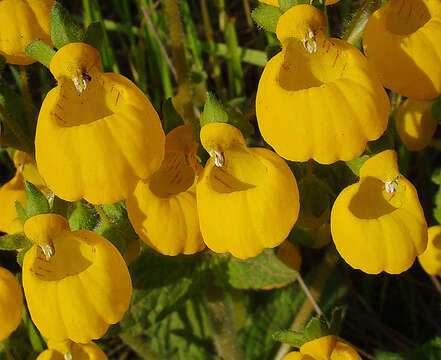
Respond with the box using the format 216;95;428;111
0;0;441;357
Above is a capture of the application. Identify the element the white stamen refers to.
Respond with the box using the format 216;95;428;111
385;178;399;194
72;77;87;93
303;31;317;54
64;353;72;360
209;150;224;167
40;244;54;260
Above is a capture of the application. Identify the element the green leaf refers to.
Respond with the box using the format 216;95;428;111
84;22;104;50
434;208;441;225
279;0;309;12
376;337;441;360
304;316;329;341
162;98;184;134
24;181;50;218
51;196;69;218
50;3;85;49
228;248;298;290
299;177;329;218
0;233;30;251
272;329;308;347
17;241;33;267
200;92;229;127
251;4;283;33
25;40;56;68
345;155;370;177
68;200;99;231
120;251;207;335
15;201;27;224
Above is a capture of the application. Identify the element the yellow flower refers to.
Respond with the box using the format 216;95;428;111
330;150;427;274
418;226;441;276
363;0;441;100
0;266;23;341
258;0;340;7
35;42;165;205
22;213;132;343
256;4;390;164
197;122;300;259
36;340;107;360
395;98;437;151
0;151;45;234
127;125;205;256
282;335;362;360
37;339;107;360
0;0;54;65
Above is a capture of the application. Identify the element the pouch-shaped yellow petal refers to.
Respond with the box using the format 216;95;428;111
197;123;299;259
363;0;441;100
23;214;132;343
330;342;362;360
127;125;205;256
300;335;337;360
0;172;26;234
395;98;437;151
418;226;441;276
37;340;107;360
282;352;306;360
0;0;53;65
256;5;389;164
0;267;23;341
331;150;427;274
36;43;165;204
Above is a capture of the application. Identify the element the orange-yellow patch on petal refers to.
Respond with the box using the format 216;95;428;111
418;226;441;276
36;43;165;204
23;214;132;343
395;98;437;151
127;125;205;256
363;0;441;99
197;123;300;259
331;150;428;274
0;267;23;341
256;5;389;164
0;0;54;65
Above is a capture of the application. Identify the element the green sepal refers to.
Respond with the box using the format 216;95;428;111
50;195;69;218
200;92;229;127
84;21;104;50
272;329;308;348
162;98;184;134
432;96;441;123
251;4;283;33
50;3;85;49
305;316;329;341
0;233;31;251
228;248;298;289
345;155;370;177
24;181;50;218
279;0;307;12
17;241;33;267
25;40;56;68
200;93;254;138
0;54;5;73
68;200;99;231
15;201;28;224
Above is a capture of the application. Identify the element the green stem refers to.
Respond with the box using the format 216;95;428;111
19;66;35;136
0;103;33;154
204;284;245;360
274;247;339;360
163;0;198;137
120;333;163;360
342;0;381;46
